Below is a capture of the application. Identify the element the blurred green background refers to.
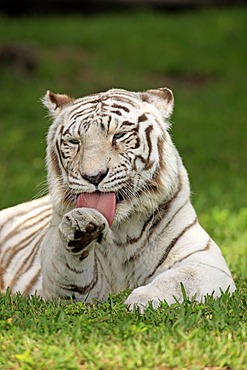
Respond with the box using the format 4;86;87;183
0;5;246;215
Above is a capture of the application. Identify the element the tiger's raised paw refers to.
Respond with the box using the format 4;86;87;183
59;208;108;255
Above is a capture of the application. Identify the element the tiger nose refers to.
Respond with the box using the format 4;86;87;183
83;169;109;186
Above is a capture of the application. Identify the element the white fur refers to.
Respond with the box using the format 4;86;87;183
0;87;235;311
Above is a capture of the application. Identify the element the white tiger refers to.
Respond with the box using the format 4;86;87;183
0;87;235;312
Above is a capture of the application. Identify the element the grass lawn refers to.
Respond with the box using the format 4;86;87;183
0;6;246;369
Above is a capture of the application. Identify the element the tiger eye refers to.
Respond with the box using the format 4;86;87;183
112;132;126;146
69;139;80;145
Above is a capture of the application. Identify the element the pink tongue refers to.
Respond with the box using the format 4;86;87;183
76;192;116;227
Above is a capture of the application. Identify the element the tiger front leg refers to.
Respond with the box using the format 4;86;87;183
125;261;235;313
41;208;110;301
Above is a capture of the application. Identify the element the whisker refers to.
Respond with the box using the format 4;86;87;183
32;180;49;200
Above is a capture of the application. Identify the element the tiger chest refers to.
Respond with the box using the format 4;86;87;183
103;232;160;292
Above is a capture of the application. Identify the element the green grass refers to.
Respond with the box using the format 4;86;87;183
0;6;246;369
0;288;246;370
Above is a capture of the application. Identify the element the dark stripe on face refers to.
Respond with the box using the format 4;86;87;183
112;103;130;113
151;136;166;188
50;147;62;177
62;120;78;136
146;217;198;281
121;120;135;128
131;125;154;171
138;113;148;122
55;139;65;171
145;125;153;163
68;103;96;121
109;95;140;108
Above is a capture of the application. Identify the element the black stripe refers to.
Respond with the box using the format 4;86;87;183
3;227;47;271
152;199;189;242
126;199;189;264
110;96;139;108
61;253;99;295
68;104;96;120
138;113;148;122
1;210;51;248
146;217;198;281
115;174;183;247
62;119;78;136
170;238;212;266
0;202;51;234
55;139;65;172
8;232;44;290
145;125;153;163
69;107;95;122
195;261;233;278
111;103;130;113
23;268;41;295
121;120;135;128
65;262;85;274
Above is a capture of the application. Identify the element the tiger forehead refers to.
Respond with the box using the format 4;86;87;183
68;93;141;119
64;94;147;132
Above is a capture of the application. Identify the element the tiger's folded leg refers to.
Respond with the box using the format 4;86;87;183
40;208;111;302
125;258;236;313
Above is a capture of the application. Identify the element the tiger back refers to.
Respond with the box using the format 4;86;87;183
0;87;235;311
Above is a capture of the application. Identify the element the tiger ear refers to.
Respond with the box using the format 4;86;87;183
141;87;174;119
42;90;74;117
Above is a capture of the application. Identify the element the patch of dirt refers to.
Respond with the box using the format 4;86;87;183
0;43;39;74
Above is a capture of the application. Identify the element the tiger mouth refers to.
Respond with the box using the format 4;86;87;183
69;190;126;206
73;190;126;207
74;191;126;227
116;192;125;204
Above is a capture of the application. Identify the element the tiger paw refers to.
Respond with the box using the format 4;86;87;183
59;208;107;255
124;285;176;314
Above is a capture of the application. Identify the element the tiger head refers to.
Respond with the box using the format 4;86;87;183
43;87;183;225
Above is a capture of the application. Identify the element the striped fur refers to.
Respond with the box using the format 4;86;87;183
0;87;235;311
